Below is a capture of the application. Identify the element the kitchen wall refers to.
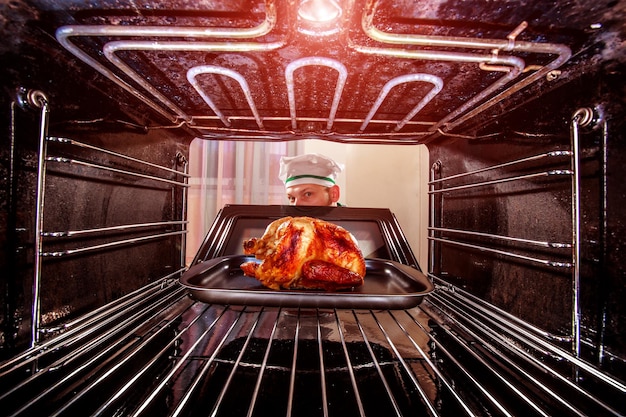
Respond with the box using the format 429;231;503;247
300;140;430;271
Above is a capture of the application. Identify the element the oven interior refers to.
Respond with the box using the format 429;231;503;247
1;0;625;415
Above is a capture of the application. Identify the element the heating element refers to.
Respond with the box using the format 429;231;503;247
52;0;574;143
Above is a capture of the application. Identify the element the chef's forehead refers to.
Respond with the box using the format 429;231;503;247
286;183;329;193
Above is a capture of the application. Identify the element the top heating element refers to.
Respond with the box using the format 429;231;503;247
47;0;588;144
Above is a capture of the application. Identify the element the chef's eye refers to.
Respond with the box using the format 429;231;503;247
288;196;296;203
304;192;313;198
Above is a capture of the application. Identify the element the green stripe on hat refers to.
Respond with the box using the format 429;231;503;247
285;174;335;184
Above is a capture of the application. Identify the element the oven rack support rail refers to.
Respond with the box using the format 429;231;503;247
427;108;622;380
28;89;190;346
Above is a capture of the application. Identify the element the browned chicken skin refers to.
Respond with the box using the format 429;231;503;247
241;216;366;290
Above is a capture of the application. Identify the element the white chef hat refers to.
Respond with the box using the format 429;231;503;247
279;153;343;188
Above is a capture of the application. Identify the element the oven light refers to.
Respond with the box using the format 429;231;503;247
297;0;342;36
298;0;342;22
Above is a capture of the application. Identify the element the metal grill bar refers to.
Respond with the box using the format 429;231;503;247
11;286;185;399
169;306;240;417
42;221;188;238
428;227;572;249
133;306;243;417
428;236;573;268
428;151;572;185
286;310;301;417
431;280;626;396
1;287;624;416
1;282;190;416
47;137;190;178
0;273;181;376
189;308;250;417
395;309;476;416
30;129;188;350
47;288;195;417
334;309;367;417
353;310;403;417
428;293;574;416
41;230;187;258
439;338;514;416
428;143;579;359
428;170;572;194
245;308;283;417
369;310;438;416
46;156;189;187
316;311;329;417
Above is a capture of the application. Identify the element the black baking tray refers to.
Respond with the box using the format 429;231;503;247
179;255;434;309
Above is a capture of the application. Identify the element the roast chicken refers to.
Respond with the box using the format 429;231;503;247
240;216;366;291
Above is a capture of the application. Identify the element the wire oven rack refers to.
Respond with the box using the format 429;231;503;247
0;277;624;417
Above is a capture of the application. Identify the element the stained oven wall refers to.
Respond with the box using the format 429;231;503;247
0;0;190;357
427;62;625;379
1;103;190;356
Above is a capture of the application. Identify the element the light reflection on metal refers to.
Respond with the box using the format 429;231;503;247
297;0;342;36
102;40;283;124
359;74;443;132
285;57;347;130
299;0;341;22
360;2;571;136
351;43;525;134
32;90;50;347
53;0;573;144
187;65;264;129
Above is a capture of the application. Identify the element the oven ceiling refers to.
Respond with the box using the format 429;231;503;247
5;0;626;144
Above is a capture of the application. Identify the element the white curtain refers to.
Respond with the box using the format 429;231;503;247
186;139;301;264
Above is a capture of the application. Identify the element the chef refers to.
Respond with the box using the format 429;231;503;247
278;153;344;206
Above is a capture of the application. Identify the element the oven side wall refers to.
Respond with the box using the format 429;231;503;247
0;96;190;356
427;59;626;377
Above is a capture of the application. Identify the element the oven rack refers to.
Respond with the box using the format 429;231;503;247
426;278;626;413
30;109;189;346
1;281;624;416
